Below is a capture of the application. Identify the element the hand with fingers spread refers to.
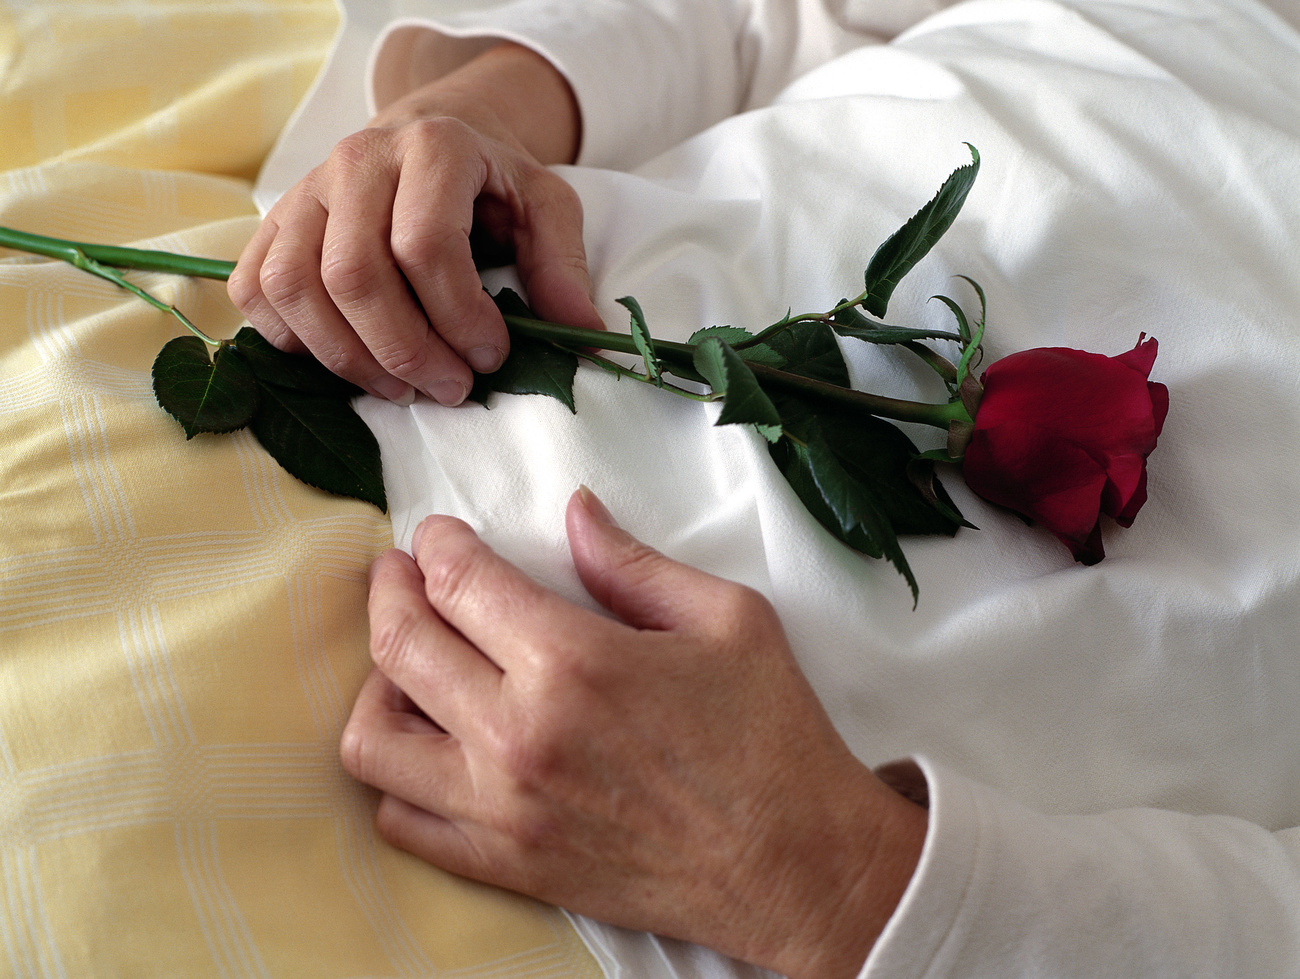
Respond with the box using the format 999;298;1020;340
227;42;604;407
342;487;928;979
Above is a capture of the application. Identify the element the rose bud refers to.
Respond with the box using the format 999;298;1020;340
961;336;1169;564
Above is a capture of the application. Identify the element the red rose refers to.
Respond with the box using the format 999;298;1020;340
961;336;1169;564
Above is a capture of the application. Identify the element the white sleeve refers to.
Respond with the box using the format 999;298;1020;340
366;0;959;171
862;759;1300;978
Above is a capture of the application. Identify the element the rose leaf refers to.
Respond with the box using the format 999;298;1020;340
692;337;783;442
772;391;963;537
469;333;578;412
862;144;980;318
250;384;386;511
232;326;363;398
152;335;259;439
617;295;662;384
472;288;578;411
688;326;787;368
762;321;850;387
805;426;919;605
769;424;919;604
830;304;962;345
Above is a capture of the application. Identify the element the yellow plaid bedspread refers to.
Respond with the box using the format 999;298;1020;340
0;2;600;976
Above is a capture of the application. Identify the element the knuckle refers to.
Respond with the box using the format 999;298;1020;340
498;728;562;794
391;222;462;276
258;254;314;307
320;243;386;305
315;344;366;381
537;169;583;211
225;262;262;312
373;794;411;847
507;810;561;855
402;115;474;154
338;718;377;783
720;585;781;647
329;129;383;173
372;336;432;380
367;603;424;675
418;524;484;609
719;582;773;625
609;540;673;592
257;321;299;353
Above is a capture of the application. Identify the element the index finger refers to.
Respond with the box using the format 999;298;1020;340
410;515;614;675
367;547;502;736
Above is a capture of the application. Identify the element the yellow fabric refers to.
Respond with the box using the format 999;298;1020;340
0;3;601;976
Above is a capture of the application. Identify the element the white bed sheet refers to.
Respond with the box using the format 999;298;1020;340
256;0;1300;975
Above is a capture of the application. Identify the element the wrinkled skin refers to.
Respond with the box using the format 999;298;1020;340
343;488;928;979
227;42;603;407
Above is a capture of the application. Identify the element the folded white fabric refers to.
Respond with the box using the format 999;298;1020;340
260;0;1300;975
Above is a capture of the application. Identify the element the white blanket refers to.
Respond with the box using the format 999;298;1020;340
257;0;1300;975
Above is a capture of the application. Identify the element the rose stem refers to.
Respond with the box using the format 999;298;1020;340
0;226;968;429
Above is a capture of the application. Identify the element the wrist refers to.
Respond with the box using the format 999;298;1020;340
746;763;928;979
370;41;580;166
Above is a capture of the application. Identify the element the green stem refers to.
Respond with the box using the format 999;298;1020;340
505;314;699;368
1;225;228;345
575;349;719;401
1;227;972;429
0;225;236;280
507;314;968;430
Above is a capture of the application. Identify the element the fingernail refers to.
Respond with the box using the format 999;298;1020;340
430;379;468;406
467;344;505;373
578;484;618;527
367;556;381;587
373;375;415;405
411;520;427;555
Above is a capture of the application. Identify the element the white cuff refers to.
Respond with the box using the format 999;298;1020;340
366;0;743;172
860;757;1300;978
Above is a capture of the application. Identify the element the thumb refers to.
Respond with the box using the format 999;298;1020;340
565;486;719;631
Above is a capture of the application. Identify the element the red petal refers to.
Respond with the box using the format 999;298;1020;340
963;422;1109;549
1114;466;1148;527
1062;521;1106;565
1148;381;1170;439
1115;335;1159;377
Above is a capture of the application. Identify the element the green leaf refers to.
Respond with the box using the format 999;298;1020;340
831;304;963;345
489;286;534;319
763;321;849;386
688;325;754;346
617;296;661;384
470;333;579;412
951;276;987;389
862;144;980;318
692;337;783;442
232;327;362;398
250;384;386;511
805;426;919;605
772;391;963;538
770;437;883;558
474;288;579;411
688;326;787;368
928;295;972;346
152;335;258;439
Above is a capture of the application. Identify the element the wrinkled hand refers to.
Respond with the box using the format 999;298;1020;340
228;43;602;406
342;488;927;979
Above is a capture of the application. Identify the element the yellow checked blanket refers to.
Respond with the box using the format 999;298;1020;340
0;2;600;976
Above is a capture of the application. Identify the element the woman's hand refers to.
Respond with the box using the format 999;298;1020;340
227;42;603;406
342;488;927;979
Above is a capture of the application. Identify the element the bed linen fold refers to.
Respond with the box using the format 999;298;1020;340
252;0;1300;974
